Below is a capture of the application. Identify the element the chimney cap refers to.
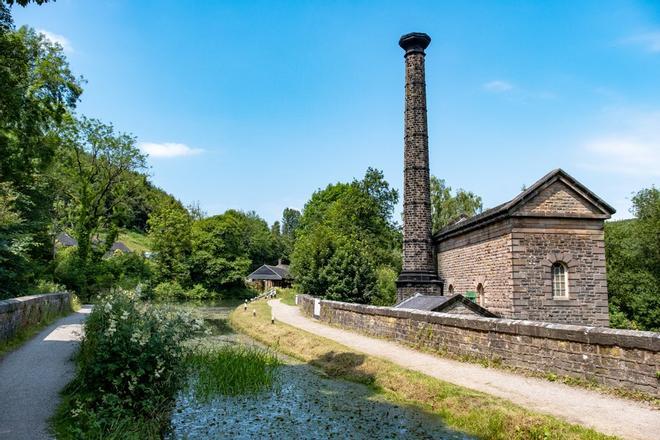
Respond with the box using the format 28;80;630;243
399;32;431;55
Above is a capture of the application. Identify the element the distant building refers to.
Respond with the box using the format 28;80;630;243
104;241;131;258
247;262;293;291
55;232;77;247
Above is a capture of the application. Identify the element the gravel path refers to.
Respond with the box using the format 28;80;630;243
0;306;91;440
270;299;660;440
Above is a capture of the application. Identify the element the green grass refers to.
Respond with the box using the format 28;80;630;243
231;299;617;440
277;287;297;306
186;345;280;401
117;229;151;253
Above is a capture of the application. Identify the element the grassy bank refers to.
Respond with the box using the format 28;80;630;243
230;299;617;440
276;288;297;306
0;294;80;359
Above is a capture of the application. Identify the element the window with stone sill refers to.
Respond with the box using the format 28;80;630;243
448;285;454;295
552;262;569;298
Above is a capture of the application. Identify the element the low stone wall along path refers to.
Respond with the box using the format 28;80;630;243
269;299;660;440
0;306;90;440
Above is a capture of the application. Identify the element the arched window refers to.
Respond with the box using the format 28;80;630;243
448;285;454;295
552;262;568;298
476;283;484;306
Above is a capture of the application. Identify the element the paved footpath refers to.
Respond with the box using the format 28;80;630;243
0;306;91;440
269;300;660;440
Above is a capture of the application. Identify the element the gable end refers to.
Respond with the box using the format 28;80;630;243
514;178;609;218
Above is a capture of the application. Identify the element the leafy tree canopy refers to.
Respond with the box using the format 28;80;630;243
0;17;82;297
605;187;659;331
430;176;483;233
291;168;401;304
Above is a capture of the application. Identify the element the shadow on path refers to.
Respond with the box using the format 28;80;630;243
0;306;91;440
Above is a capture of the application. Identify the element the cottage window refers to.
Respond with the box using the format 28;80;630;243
552;262;568;298
448;285;454;295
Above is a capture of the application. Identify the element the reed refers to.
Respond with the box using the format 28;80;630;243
186;345;280;401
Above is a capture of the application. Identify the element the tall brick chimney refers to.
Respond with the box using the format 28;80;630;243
396;32;443;302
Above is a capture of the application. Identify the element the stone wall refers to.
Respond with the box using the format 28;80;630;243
511;228;609;325
437;224;513;316
297;294;660;396
518;181;600;216
0;292;73;344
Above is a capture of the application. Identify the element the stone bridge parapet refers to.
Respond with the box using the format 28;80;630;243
296;294;660;396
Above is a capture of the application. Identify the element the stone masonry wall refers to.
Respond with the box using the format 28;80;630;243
0;292;73;343
297;294;660;396
511;229;609;326
519;181;600;217
437;231;513;317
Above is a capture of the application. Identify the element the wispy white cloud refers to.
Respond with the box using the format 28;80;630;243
139;142;204;158
623;31;660;53
483;80;514;93
37;29;73;53
579;110;660;177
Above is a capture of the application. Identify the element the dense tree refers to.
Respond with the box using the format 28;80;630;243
190;210;276;291
430;176;483;233
281;208;301;237
605;187;660;331
147;197;192;285
56;117;146;295
278;207;301;262
0;15;82;298
291;169;401;303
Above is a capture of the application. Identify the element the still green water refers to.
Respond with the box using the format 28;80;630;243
169;299;472;440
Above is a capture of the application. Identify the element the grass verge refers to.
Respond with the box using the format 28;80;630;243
230;299;617;440
276;288;297;306
0;294;80;359
186;345;280;401
117;229;151;253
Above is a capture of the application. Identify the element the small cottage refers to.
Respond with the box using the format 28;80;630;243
247;262;293;291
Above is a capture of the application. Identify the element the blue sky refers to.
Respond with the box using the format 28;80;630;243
12;0;660;223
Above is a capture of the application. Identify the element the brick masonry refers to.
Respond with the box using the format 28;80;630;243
0;292;73;343
297;294;660;396
397;32;442;301
435;178;611;326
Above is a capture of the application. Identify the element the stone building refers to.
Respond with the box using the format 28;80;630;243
395;32;615;326
435;169;615;326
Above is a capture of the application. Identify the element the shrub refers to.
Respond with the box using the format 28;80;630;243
372;266;398;306
55;289;204;438
184;284;214;300
153;281;185;300
106;253;154;290
31;279;67;294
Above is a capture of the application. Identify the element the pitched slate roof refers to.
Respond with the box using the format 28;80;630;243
55;232;77;247
247;263;293;281
109;242;131;253
395;293;498;317
434;168;616;241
